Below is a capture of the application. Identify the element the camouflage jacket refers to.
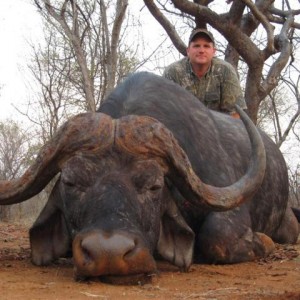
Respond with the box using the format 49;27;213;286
163;57;247;113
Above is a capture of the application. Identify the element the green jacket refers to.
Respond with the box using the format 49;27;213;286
163;57;247;113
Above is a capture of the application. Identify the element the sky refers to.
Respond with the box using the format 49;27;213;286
0;0;42;120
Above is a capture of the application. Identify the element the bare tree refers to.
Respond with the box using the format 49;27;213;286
0;121;35;220
279;68;300;147
15;0;142;146
143;0;300;124
288;164;300;207
257;76;300;148
0;121;33;180
33;0;130;112
21;25;82;143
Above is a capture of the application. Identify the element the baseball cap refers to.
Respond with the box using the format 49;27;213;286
188;29;215;45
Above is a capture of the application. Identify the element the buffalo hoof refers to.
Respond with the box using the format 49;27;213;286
254;232;275;258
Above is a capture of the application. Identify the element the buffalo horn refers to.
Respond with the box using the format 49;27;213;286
115;106;266;211
0;109;265;211
0;113;114;205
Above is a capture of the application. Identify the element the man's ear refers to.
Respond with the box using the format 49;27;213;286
157;194;194;271
186;46;190;57
30;181;71;266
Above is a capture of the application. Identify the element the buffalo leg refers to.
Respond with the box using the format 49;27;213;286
272;207;299;244
195;207;275;264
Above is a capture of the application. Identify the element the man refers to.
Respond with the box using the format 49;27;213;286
163;28;247;118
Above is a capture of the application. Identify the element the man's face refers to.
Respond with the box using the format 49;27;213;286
187;36;216;67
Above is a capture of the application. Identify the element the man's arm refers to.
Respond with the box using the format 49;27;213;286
220;63;247;118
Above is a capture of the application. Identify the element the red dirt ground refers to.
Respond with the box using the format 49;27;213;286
0;222;300;300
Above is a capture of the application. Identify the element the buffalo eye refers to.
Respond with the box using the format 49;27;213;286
131;160;164;194
62;178;75;187
149;183;162;191
61;173;76;187
132;173;163;193
61;172;87;191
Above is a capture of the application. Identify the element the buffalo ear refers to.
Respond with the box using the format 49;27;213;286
29;181;71;266
157;195;195;271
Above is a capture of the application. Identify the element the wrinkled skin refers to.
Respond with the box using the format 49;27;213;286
1;72;298;283
30;150;194;279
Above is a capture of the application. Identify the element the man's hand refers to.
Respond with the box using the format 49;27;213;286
230;111;240;119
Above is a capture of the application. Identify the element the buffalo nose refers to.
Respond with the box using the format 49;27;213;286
72;230;156;277
81;232;135;262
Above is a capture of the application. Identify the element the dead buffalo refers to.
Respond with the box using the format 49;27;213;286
0;72;298;283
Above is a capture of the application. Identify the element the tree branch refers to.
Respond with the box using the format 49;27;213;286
143;0;187;56
260;14;294;97
240;0;276;54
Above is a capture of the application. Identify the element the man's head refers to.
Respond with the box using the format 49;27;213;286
187;29;216;70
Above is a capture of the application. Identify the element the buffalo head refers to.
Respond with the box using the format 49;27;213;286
0;107;265;282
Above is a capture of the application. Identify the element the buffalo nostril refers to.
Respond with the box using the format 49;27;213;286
81;245;93;266
80;235;104;262
123;238;138;259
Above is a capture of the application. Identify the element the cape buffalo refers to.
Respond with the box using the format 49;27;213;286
0;72;298;283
